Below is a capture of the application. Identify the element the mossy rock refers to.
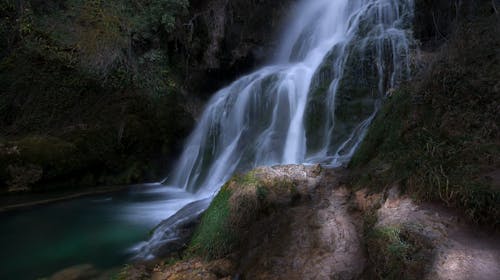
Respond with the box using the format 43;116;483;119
350;89;412;168
188;185;235;259
188;165;319;259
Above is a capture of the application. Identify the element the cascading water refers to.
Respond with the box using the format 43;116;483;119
134;0;414;258
171;0;414;194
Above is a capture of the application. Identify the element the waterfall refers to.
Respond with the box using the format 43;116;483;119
170;0;414;195
134;0;414;258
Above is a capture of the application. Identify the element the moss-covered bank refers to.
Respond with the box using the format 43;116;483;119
187;167;301;259
350;3;500;226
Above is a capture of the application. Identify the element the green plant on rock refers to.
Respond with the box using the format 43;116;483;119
366;225;432;280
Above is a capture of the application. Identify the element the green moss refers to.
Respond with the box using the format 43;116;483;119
234;170;259;186
350;89;412;168
188;186;235;259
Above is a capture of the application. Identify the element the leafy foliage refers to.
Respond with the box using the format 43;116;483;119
0;0;194;192
1;0;189;90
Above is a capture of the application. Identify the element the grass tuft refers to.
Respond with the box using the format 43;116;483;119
366;225;432;280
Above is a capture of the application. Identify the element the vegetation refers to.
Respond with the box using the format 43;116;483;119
187;171;263;259
366;225;432;279
0;0;294;193
0;0;194;192
350;6;500;226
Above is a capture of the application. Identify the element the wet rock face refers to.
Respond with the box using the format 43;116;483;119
179;0;296;98
191;0;294;68
134;199;211;259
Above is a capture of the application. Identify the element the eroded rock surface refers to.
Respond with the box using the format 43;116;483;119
239;185;365;280
372;186;500;280
135;166;500;280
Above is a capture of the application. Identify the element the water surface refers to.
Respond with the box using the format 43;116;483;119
0;184;195;280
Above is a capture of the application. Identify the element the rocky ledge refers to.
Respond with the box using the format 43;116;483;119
117;164;500;280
